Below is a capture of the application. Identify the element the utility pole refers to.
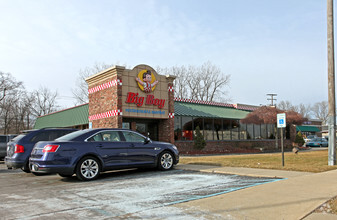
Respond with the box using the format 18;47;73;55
268;93;279;150
327;0;336;165
267;94;277;106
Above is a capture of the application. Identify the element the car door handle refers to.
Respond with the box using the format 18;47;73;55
130;143;135;147
96;144;103;148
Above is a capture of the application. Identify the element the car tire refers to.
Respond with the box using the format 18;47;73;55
21;162;31;173
158;151;174;171
58;173;73;178
76;156;100;181
31;172;47;176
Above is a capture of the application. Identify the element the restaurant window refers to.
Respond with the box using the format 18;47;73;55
261;124;268;139
240;123;247;140
231;120;240;140
267;124;275;139
204;118;214;140
214;119;223;140
192;117;203;141
174;116;182;141
246;124;254;139
254;124;261;139
181;116;193;140
223;119;231;140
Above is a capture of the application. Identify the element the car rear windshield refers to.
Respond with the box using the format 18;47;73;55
29;130;76;142
11;134;27;142
56;130;88;141
0;136;6;143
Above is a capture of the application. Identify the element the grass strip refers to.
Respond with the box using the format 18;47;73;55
180;150;337;173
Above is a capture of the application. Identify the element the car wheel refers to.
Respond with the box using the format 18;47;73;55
21;162;31;173
58;173;73;178
158;151;174;171
76;156;100;181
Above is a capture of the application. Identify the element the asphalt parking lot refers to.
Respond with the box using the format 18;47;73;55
0;162;281;219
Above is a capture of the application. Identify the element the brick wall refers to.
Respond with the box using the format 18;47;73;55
157;76;175;143
86;66;124;129
176;139;293;155
86;65;176;141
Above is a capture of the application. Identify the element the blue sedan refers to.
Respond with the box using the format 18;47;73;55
305;138;328;147
29;128;179;181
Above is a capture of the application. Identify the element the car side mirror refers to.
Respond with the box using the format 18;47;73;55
144;137;151;144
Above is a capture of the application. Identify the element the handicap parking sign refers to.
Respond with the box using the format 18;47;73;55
277;113;286;128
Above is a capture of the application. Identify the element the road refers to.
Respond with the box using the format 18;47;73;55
0;162;281;219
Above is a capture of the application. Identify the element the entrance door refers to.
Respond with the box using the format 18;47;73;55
136;122;158;140
123;118;159;141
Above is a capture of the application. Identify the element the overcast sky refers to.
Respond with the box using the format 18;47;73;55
0;0;330;108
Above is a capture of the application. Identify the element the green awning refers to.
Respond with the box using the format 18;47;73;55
34;101;251;129
34;104;89;129
174;101;250;119
296;125;320;132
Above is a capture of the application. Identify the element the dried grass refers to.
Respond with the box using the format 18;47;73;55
180;150;337;173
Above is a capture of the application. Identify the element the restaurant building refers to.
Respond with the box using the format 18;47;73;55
35;64;284;154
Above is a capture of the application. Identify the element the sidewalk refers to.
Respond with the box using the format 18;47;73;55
175;164;337;220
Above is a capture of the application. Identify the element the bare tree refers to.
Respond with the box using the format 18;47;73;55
278;100;312;119
72;62;114;104
312;101;328;125
298;103;312;119
13;93;35;132
157;61;231;102
73;62;230;103
157;65;190;99
0;95;17;134
30;87;59;117
0;71;23;102
0;72;60;133
1;88;55;134
277;100;295;111
0;72;25;134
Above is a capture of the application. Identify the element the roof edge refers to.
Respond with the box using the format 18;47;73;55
174;98;259;111
85;65;125;81
37;103;89;118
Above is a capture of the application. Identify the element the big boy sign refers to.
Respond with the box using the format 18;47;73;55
135;70;158;93
122;65;169;119
125;92;165;109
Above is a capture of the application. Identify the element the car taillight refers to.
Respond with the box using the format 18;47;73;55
42;145;60;153
14;144;24;153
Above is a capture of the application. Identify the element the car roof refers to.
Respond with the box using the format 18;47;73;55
84;128;133;132
21;128;77;133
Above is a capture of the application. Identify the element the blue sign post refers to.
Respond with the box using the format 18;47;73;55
277;113;286;166
277;113;286;128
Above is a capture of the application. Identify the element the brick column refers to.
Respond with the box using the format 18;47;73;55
86;66;125;128
158;75;176;144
